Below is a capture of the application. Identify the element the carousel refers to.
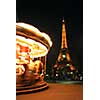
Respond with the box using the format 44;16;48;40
16;22;52;94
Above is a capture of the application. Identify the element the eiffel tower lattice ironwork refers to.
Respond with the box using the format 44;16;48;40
52;19;82;81
57;19;73;66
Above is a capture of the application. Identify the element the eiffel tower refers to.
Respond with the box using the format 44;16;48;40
52;18;82;81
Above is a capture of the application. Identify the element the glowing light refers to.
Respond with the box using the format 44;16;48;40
70;65;76;70
70;72;73;74
16;22;52;78
16;23;52;48
41;32;52;47
16;23;40;34
62;54;66;58
16;35;48;58
46;74;49;76
66;64;70;66
56;74;58;76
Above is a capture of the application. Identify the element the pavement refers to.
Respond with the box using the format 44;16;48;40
16;83;83;100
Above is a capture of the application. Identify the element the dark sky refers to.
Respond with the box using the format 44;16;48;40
16;0;83;72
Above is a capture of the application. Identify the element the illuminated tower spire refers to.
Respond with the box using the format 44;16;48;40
61;18;68;48
57;18;71;63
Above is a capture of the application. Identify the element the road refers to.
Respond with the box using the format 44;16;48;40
16;83;83;100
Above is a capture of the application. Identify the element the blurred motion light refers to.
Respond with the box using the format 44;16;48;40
16;22;52;58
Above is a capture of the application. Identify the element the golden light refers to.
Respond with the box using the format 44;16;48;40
16;22;52;58
70;64;76;71
16;35;48;58
16;22;52;83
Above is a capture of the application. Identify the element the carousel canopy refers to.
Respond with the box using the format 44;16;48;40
16;22;52;58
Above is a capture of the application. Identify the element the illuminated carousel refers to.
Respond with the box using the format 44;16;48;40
16;23;52;94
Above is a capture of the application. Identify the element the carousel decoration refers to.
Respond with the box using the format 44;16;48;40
16;22;52;94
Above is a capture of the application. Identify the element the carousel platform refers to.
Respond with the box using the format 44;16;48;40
16;81;49;95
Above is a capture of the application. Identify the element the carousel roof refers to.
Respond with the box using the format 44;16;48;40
16;22;52;58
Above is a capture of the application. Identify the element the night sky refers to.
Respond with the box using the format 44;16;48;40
16;0;83;72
